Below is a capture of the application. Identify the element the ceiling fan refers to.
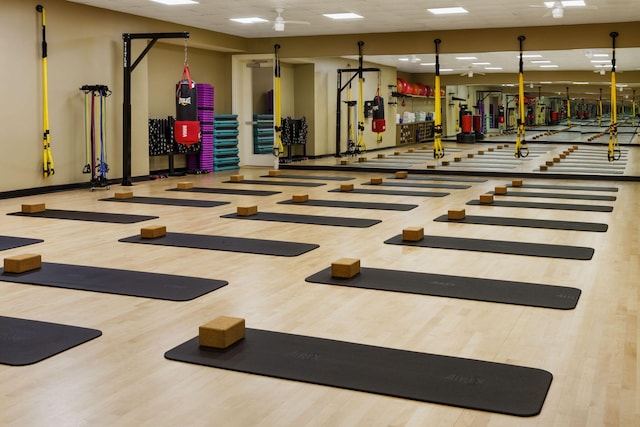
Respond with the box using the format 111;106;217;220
270;8;310;32
459;66;485;78
528;1;598;19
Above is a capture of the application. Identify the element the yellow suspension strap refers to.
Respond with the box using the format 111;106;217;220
347;66;357;151
632;90;636;128
36;5;55;177
598;88;603;128
608;32;621;162
356;41;366;154
566;87;572;129
273;44;285;162
433;38;444;159
515;35;529;159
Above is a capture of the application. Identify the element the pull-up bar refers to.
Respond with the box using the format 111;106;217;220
121;32;189;186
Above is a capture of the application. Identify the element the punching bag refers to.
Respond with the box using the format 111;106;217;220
371;93;386;133
174;65;200;146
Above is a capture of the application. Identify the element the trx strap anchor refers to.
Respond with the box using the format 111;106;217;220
608;31;621;162
514;35;529;159
273;44;285;163
433;38;445;159
36;4;55;177
356;41;367;154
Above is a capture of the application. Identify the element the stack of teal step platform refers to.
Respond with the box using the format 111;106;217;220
214;114;240;171
253;114;274;154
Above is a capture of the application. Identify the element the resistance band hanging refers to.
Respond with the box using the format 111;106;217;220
566;87;572;128
514;35;529;159
346;65;357;153
608;31;621;162
598;88;603;127
356;41;367;153
432;38;444;159
80;84;111;190
371;72;385;144
36;5;55;177
273;44;285;160
174;37;200;146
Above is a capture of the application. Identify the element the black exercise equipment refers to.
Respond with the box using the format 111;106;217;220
36;5;55;177
165;329;553;417
100;196;230;208
362;181;471;190
278;199;417;211
433;38;445;158
1;262;226;301
328;188;449;197
220;212;381;228
8;209;158;224
387;175;487;183
0;235;44;251
261;174;354;181
514;35;529;159
122;32;189;186
80;84;112;190
168;187;280;196
119;233;318;257
223;179;324;187
608;32;622;162
0;316;101;366
306;266;580;310
505;183;618;192
489;191;616;201
384;234;594;260
466;199;613;212
433;214;608;232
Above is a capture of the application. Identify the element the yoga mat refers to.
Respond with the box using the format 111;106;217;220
466;199;613;212
0;235;44;251
362;182;471;190
220;212;380;228
387;176;487;183
0;316;101;366
505;184;618;192
165;329;552;417
260;174;354;181
0;263;227;301
328;188;449;198
306;266;580;309
8;209;157;224
433;214;608;232
119;233;318;257
384;234;594;260
278;199;418;211
490;191;616;202
223;179;325;187
168;187;280;196
100;196;229;208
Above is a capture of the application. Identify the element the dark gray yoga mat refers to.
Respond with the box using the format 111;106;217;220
362;181;471;190
260;174;354;181
505;184;618;192
168;187;280;196
165;329;553;417
220;212;380;228
387;175;487;183
0;316;101;366
466;199;613;212
306;266;580;309
100;196;229;208
119;232;318;257
223;179;325;187
0;262;227;301
0;235;43;251
384;234;594;260
328;188;449;197
433;214;608;232
278;199;418;211
8;209;157;224
490;191;616;201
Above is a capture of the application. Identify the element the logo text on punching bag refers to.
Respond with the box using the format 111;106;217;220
178;96;192;106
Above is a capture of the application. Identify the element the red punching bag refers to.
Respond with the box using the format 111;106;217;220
174;65;200;146
371;90;386;133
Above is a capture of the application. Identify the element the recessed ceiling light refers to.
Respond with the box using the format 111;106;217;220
150;0;198;5
230;17;268;24
439;68;454;72
540;81;553;84
398;58;410;62
544;0;585;6
427;7;468;15
590;60;610;63
522;54;543;58
472;62;491;65
323;13;363;20
573;82;589;85
531;60;551;64
484;67;503;70
455;56;477;60
420;62;435;66
592;53;609;57
540;65;559;68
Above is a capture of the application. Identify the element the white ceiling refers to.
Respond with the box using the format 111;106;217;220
66;0;640;76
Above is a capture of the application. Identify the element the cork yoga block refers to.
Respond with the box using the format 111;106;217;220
454;157;462;162
340;160;349;165
141;225;167;239
340;183;354;192
479;194;494;204
331;258;360;278
426;164;436;169
114;191;133;199
402;227;424;242
553;157;561;163
21;203;46;213
545;161;554;167
237;206;258;216
488;148;494;152
395;171;408;179
292;194;309;203
494;186;507;195
512;179;523;187
540;165;548;171
370;177;383;185
477;150;484;155
447;209;466;220
377;154;386;159
4;254;42;273
268;170;281;177
441;161;450;166
177;181;193;190
230;175;244;182
467;153;474;158
199;316;245;349
358;157;367;163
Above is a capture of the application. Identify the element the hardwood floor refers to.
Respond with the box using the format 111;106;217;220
1;153;638;426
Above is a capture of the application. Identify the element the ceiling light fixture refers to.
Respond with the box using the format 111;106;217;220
600;69;606;75
427;7;468;15
551;7;563;18
522;54;542;58
455;56;477;60
531;60;551;64
230;17;268;24
150;0;198;5
323;13;363;20
484;67;503;70
540;65;559;68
